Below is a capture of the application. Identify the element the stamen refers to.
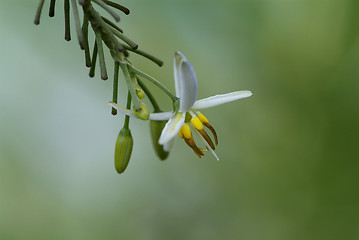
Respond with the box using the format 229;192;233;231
178;130;184;139
179;123;204;158
191;115;215;149
195;111;218;145
198;129;215;150
198;113;208;124
190;117;203;130
191;126;219;161
184;137;204;158
181;124;192;139
203;122;218;145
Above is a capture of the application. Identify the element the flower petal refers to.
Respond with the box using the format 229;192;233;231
174;53;181;98
163;138;176;152
174;52;198;112
109;102;138;119
149;111;174;121
192;91;252;109
158;112;185;145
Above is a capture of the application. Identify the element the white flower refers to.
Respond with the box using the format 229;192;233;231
110;51;252;160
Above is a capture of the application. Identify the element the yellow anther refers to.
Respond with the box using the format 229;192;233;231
180;124;192;139
191;117;203;130
198;113;208;124
178;130;184;139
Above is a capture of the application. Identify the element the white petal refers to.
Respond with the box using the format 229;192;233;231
109;102;138;119
174;53;181;98
149;111;174;121
158;112;185;145
174;52;198;112
191;126;220;161
192;91;252;109
163;138;176;152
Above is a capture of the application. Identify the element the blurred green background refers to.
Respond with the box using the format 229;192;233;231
1;0;359;239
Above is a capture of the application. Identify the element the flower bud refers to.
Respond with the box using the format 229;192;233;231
150;120;170;160
114;128;133;174
136;89;145;99
134;103;149;120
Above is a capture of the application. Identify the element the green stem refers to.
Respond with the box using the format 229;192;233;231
92;0;120;22
127;64;177;102
112;61;120;115
137;78;160;112
34;0;45;25
110;27;138;50
95;30;108;80
119;62;141;111
102;16;123;33
103;0;130;15
64;0;71;41
49;0;56;17
82;14;91;67
85;5;124;54
123;45;163;67
89;42;98;77
70;0;84;49
124;91;131;129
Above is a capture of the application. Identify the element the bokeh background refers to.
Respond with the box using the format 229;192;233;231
1;0;359;239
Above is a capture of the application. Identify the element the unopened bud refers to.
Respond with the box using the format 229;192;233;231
114;128;133;174
150;119;170;160
136;89;145;99
134;103;149;120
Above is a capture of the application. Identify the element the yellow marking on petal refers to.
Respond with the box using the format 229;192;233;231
191;117;203;130
181;124;192;139
198;113;208;124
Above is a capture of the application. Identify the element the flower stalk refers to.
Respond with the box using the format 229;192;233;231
127;64;178;102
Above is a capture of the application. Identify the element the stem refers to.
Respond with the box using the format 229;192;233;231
123;46;163;67
124;91;131;129
103;0;130;15
64;0;71;41
85;5;124;54
70;0;85;49
95;30;108;80
89;42;98;77
34;0;45;25
82;14;91;67
119;62;141;111
102;16;123;33
92;0;120;22
110;27;138;50
127;64;177;102
112;61;120;115
137;78;160;112
49;0;56;17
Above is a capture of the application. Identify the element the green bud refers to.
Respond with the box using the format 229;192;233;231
114;128;133;174
136;89;145;99
134;103;150;120
150;119;170;160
